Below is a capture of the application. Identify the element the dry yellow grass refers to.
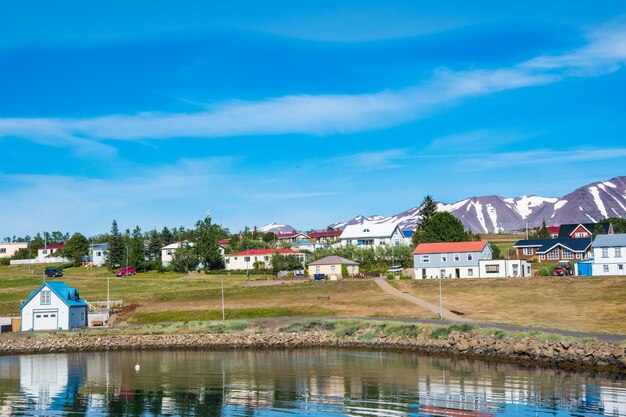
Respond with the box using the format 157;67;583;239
391;276;626;334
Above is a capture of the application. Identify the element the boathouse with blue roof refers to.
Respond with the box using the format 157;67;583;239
20;282;88;331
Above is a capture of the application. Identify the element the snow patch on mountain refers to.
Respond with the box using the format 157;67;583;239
588;186;608;218
258;223;295;234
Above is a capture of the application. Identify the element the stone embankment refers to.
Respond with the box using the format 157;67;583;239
0;330;624;374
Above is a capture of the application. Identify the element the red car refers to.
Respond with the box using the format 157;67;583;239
116;266;136;277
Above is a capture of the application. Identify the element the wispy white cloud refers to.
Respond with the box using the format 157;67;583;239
459;147;626;169
0;18;625;148
334;148;413;171
426;129;533;152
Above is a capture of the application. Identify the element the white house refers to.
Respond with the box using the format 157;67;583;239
478;259;532;278
225;248;305;271
0;242;28;258
87;243;108;267
161;241;225;267
340;223;405;247
20;282;88;331
591;234;626;276
276;232;311;246
291;240;331;252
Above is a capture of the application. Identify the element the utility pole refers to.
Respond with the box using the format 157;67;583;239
439;273;443;320
221;276;225;321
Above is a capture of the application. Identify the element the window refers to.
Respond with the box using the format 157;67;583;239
316;266;321;273
441;255;447;262
363;228;370;233
0;248;5;254
540;254;545;260
602;248;609;258
454;254;460;262
574;232;588;238
331;265;336;273
96;251;102;256
523;248;533;255
619;264;624;271
357;239;374;246
81;312;85;321
615;247;622;257
547;249;559;260
467;253;473;261
225;259;230;264
244;256;250;262
468;268;473;277
485;264;499;273
575;253;582;259
562;249;573;259
603;265;609;273
40;291;51;305
264;256;269;261
234;257;238;260
421;255;430;263
440;269;446;278
166;249;173;255
42;249;48;255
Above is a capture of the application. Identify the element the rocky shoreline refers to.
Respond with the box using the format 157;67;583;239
0;329;624;374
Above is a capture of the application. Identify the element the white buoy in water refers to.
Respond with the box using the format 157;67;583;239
135;363;140;372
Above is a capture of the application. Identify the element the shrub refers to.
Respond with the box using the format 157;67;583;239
429;323;476;339
333;321;363;338
279;320;336;333
383;323;421;338
0;258;10;266
429;328;450;339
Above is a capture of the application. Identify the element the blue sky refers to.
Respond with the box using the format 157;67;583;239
1;1;626;236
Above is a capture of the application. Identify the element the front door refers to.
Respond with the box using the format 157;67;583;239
422;269;427;279
455;268;460;278
32;309;59;331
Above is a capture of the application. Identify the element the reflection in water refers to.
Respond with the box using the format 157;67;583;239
0;349;624;416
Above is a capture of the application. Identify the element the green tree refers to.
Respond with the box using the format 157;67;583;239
489;242;503;260
128;226;146;271
413;195;438;247
169;244;198;273
530;220;551;239
62;233;89;266
592;223;606;238
195;216;228;271
107;220;125;269
262;232;276;244
271;253;303;275
160;227;174;246
147;229;163;261
417;212;468;244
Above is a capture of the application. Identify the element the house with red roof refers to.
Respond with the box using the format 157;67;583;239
276;232;311;246
413;241;530;279
225;248;306;271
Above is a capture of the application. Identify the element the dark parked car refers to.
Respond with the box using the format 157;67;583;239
44;267;63;278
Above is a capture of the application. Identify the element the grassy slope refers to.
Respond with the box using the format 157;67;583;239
391;276;626;334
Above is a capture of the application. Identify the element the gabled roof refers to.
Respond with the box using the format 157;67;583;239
218;239;231;245
514;238;591;253
276;232;310;239
308;256;359;266
592;233;626;248
21;282;88;310
308;230;343;238
413;241;488;255
547;226;560;234
161;241;194;250
557;222;612;238
89;243;108;251
228;248;303;257
38;244;64;250
340;223;401;239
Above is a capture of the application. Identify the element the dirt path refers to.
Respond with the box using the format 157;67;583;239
374;278;471;322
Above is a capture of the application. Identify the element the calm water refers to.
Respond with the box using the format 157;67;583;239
0;349;624;417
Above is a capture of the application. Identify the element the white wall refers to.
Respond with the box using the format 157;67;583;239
415;266;479;279
21;285;87;331
225;253;305;270
0;242;27;258
478;260;531;278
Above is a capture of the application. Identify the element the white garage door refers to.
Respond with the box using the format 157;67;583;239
33;309;59;331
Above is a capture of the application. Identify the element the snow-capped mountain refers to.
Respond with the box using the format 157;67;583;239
257;223;296;234
328;176;626;234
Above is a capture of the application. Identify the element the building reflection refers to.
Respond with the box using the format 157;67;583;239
0;349;623;417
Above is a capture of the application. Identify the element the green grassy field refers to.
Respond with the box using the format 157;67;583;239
2;264;625;334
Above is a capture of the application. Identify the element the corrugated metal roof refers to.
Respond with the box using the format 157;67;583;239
514;238;591;253
21;282;88;309
228;248;303;257
592;233;626;247
413;241;488;254
340;223;401;239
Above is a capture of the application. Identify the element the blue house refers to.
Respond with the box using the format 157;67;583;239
21;282;88;331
